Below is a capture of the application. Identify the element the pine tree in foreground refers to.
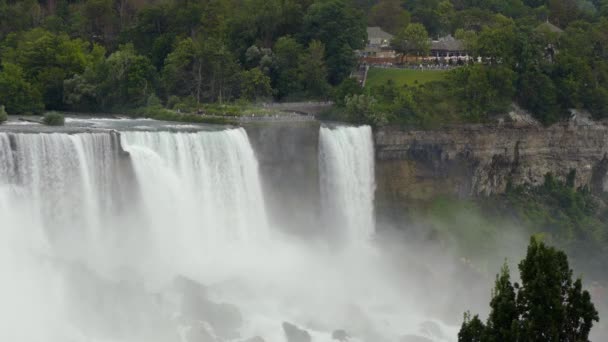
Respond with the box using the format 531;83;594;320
458;237;599;342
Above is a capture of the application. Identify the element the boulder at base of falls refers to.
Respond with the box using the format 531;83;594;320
282;322;311;342
332;329;349;341
174;276;243;339
200;301;242;339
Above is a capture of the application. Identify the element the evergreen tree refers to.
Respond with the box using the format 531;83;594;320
459;312;486;342
458;237;599;342
486;263;518;342
517;237;599;341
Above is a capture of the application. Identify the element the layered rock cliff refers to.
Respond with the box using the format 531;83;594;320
375;121;608;215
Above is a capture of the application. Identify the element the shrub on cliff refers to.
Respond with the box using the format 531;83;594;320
43;112;65;126
344;94;388;126
131;106;238;125
0;105;7;124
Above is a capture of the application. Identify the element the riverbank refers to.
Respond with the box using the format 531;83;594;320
0;101;332;128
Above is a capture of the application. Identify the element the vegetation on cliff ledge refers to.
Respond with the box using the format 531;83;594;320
42;112;65;126
0;1;606;126
0;105;7;124
425;172;608;284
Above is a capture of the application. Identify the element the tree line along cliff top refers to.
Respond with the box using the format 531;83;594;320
0;0;606;127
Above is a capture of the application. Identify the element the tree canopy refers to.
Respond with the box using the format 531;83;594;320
0;0;366;113
391;23;431;58
0;0;606;122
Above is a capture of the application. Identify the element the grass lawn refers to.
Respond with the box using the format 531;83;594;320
365;67;447;89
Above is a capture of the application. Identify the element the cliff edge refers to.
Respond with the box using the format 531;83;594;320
375;120;608;210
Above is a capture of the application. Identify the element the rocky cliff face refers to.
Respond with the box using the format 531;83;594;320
375;121;608;213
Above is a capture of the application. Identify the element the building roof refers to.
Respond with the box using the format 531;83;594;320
431;35;465;52
367;26;394;41
537;21;564;34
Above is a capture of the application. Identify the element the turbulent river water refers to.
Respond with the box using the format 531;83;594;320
0;120;457;342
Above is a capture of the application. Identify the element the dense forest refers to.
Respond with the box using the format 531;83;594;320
332;0;608;126
0;0;606;124
0;0;367;115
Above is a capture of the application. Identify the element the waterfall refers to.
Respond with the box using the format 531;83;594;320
0;132;127;256
0;128;271;341
120;129;269;263
0;125;456;342
0;132;131;341
319;125;376;242
0;128;268;265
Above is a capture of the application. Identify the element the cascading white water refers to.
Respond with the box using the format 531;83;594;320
0;132;126;260
0;132;130;341
0;124;458;342
120;129;269;272
319;125;376;242
0;128;271;341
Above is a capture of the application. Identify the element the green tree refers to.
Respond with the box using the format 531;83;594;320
62;44;108;111
298;40;330;97
472;20;518;66
301;0;366;84
80;0;116;46
0;0;41;39
240;67;273;101
436;0;456;36
449;65;515;120
163;37;205;103
273;36;304;98
332;77;362;107
102;44;156;109
163;37;241;104
0;62;44;114
391;23;431;62
459;312;486;342
228;0;307;58
486;263;518;342
517;237;599;341
0;105;7;124
455;28;477;52
458;237;599;342
129;4;174;68
42;112;65;126
1;28;92;110
553;54;594;110
404;0;442;36
63;73;100;111
451;8;499;32
368;0;411;35
601;0;608;17
344;94;388;126
548;0;579;27
517;69;562;125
